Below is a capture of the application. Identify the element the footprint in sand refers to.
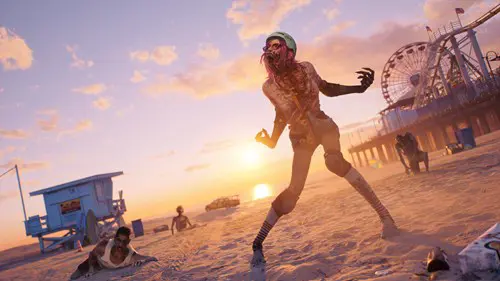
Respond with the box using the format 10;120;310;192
329;241;357;256
302;243;313;252
219;243;238;250
279;248;300;256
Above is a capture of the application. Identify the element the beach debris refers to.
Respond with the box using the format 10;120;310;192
426;247;450;272
153;224;169;234
458;222;500;274
374;269;391;276
445;143;464;155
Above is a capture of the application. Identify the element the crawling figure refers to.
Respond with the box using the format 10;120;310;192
395;132;429;175
70;226;158;280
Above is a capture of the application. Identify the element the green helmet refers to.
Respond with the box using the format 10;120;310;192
266;31;297;55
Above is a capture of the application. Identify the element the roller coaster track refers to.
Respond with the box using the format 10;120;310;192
413;3;500;108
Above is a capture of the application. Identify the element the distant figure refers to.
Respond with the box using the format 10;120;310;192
395;132;429;174
171;205;193;235
70;226;157;280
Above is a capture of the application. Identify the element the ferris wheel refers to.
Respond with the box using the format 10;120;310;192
381;42;430;105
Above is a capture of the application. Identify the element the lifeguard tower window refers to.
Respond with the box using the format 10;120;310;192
60;199;81;215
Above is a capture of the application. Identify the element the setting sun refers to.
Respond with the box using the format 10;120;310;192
253;184;272;200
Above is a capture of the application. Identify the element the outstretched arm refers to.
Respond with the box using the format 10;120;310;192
131;251;158;267
316;67;375;97
171;218;176;235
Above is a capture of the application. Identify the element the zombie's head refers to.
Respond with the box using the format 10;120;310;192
176;205;184;214
261;31;298;79
396;135;404;143
114;226;131;250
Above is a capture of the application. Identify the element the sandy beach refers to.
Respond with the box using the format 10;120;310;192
1;130;499;281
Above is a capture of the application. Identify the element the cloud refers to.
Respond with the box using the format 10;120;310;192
143;9;500;100
0;191;18;203
184;163;210;172
0;146;16;159
116;104;135;117
302;22;431;87
130;70;146;83
130;46;178;66
331;20;356;33
93;97;111;110
0;129;29;139
199;140;236;154
142;53;266;98
423;0;484;24
37;109;58;115
57;120;93;140
0;158;50;171
323;8;340;20
65;45;94;69
130;51;150;62
197;43;220;60
72;83;106;95
36;110;59;131
151;150;175;159
226;0;312;42
0;27;33;71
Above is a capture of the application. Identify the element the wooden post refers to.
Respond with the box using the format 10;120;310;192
376;145;388;164
356;152;363;167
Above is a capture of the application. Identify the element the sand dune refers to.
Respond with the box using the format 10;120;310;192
1;131;500;281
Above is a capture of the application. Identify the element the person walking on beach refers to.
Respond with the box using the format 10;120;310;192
250;31;399;268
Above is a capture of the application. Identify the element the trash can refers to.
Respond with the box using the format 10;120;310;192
455;127;476;149
131;219;144;237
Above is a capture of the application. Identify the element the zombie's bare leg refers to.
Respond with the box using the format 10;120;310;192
251;142;315;265
319;118;398;238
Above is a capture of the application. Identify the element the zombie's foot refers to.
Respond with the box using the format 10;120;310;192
380;217;399;239
251;246;266;267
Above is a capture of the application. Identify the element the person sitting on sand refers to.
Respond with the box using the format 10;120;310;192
70;226;157;280
171;205;193;235
395;132;429;174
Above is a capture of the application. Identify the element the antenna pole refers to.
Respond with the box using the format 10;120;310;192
15;165;28;221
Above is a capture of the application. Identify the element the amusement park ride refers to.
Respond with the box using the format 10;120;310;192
379;4;499;128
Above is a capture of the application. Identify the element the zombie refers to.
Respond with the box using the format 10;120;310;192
395;132;429;174
70;227;158;280
251;31;399;267
171;205;193;235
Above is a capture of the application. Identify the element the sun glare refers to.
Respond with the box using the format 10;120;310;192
242;144;261;167
253;184;272;200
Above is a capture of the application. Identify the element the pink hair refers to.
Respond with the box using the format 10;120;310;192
260;38;298;82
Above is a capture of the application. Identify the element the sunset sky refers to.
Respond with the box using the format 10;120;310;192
0;0;498;250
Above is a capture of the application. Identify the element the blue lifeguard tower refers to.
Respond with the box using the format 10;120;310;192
23;171;127;253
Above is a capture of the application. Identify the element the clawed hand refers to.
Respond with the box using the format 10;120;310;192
255;129;275;148
356;67;375;92
133;257;158;267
